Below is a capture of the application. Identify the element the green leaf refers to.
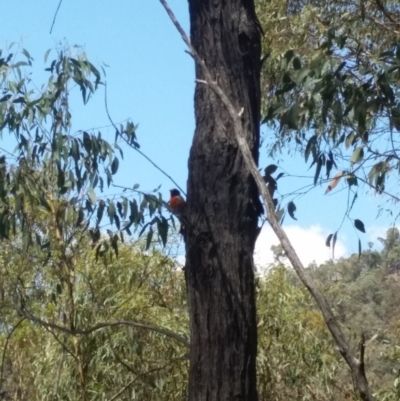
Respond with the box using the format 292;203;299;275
326;159;333;178
314;155;323;185
122;198;128;219
358;239;362;260
88;187;96;205
157;217;169;247
95;244;101;262
83;131;92;153
288;201;297;220
351;147;364;163
116;201;123;218
76;207;85;226
305;135;317;163
146;227;154;250
354;219;366;233
21;48;32;60
111;234;119;258
97;200;105;225
108;202;116;225
346;174;358;186
293;57;302;70
111;156;119;175
280;103;301;130
281;50;294;69
114;214;121;230
368;162;386;189
90;228;101;244
294;67;311;83
130;200;139;223
12;61;28;69
345;132;355;149
325;233;333;247
44;49;51;63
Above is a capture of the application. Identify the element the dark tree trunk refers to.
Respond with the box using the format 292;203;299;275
185;1;262;400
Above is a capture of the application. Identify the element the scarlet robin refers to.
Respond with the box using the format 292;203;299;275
168;189;186;219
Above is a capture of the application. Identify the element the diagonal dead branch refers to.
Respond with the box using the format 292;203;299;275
107;357;184;401
158;1;374;400
19;307;189;348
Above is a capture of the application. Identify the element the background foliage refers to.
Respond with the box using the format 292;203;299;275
1;0;400;399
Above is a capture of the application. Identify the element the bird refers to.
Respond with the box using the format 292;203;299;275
168;189;187;236
168;189;186;219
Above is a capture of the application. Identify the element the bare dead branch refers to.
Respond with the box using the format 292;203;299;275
107;357;184;401
107;366;163;401
19;308;189;348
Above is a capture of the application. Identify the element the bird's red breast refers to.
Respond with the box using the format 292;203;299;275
169;189;186;217
169;195;185;210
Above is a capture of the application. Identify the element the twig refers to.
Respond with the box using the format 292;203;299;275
107;359;181;401
158;1;373;400
104;81;186;196
50;0;63;34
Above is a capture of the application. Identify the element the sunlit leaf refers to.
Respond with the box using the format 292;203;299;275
351;147;364;164
88;187;96;205
325;171;343;194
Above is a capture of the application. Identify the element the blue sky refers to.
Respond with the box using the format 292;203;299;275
0;0;395;265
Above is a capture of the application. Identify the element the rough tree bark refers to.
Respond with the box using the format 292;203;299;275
185;1;262;400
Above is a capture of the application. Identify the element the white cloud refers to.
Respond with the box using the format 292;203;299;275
173;224;348;269
254;225;348;268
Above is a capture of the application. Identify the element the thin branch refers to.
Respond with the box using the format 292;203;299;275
43;326;76;361
19;308;189;348
355;175;400;203
50;0;63;34
158;1;373;400
107;358;181;401
104;82;186;196
111;348;137;375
